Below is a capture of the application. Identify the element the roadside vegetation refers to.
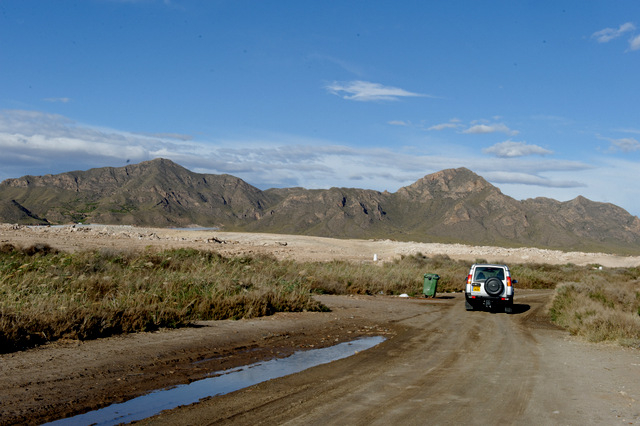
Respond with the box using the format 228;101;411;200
550;275;640;347
1;245;638;353
0;243;325;353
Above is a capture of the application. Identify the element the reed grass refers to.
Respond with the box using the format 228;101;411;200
0;244;325;353
2;244;639;352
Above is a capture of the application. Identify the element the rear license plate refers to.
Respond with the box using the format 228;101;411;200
473;285;481;292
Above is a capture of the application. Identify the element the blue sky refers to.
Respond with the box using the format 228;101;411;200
1;1;640;216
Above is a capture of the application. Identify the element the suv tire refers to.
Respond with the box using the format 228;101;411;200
484;277;504;296
465;298;474;311
505;300;513;314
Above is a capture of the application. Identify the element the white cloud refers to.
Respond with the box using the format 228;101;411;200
591;22;635;43
608;137;640;152
2;109;639;216
483;171;585;188
426;118;516;134
462;123;519;136
629;34;640;51
0;110;186;173
388;120;409;126
483;141;553;158
597;134;640;152
43;97;71;103
615;127;640;135
326;80;428;102
134;132;193;141
0;110;581;192
428;122;462;131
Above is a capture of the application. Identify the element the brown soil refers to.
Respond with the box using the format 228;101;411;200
1;225;639;425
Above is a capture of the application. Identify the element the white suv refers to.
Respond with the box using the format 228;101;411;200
465;264;516;313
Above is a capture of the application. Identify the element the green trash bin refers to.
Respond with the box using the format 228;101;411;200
423;273;440;298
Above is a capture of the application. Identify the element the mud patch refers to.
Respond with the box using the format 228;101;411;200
46;336;385;426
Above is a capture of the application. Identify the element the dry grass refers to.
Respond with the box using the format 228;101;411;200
2;244;639;352
550;275;640;347
0;244;325;353
295;254;470;296
0;249;474;352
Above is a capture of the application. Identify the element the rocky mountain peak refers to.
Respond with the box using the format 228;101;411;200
1;159;639;253
397;167;496;201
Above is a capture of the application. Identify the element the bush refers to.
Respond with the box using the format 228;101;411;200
0;247;325;353
549;277;640;347
3;244;638;352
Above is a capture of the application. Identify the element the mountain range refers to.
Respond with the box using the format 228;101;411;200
2;158;639;254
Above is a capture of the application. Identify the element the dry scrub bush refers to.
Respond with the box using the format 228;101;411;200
297;254;620;296
511;263;640;290
550;275;640;347
0;245;324;353
3;242;638;352
299;254;469;296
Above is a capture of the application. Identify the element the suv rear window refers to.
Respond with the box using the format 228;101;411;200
473;267;505;281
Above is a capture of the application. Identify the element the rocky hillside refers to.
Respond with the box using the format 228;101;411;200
2;158;639;253
0;159;273;228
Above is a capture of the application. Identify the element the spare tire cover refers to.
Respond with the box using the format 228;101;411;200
484;277;504;296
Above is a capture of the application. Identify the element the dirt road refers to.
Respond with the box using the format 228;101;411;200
142;291;639;425
1;225;639;425
3;293;639;425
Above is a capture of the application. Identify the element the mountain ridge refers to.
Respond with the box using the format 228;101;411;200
2;158;639;254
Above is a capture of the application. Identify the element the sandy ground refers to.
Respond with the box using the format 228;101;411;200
2;223;640;267
1;224;639;425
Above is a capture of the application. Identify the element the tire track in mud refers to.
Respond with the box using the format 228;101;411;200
146;296;543;425
289;304;539;425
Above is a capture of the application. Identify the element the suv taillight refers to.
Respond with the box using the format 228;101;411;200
507;276;512;287
467;274;472;284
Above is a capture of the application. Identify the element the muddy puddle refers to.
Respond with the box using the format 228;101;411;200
46;336;385;426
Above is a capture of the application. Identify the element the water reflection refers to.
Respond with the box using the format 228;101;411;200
47;336;385;426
